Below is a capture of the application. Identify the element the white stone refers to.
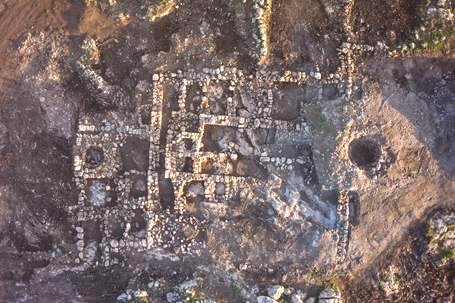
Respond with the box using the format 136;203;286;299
319;288;340;299
267;285;285;300
257;296;278;303
166;292;180;302
319;288;342;303
291;293;305;303
110;239;118;247
134;290;148;298
76;240;84;249
117;293;130;302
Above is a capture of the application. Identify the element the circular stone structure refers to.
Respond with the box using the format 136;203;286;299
348;137;381;169
85;146;105;169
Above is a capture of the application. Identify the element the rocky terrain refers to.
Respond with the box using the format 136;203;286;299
0;0;453;302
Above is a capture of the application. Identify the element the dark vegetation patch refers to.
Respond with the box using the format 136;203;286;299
352;0;425;46
69;266;131;303
272;84;304;121
269;0;342;72
120;136;150;172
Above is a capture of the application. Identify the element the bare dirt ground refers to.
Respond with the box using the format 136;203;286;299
345;209;454;302
0;0;454;302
